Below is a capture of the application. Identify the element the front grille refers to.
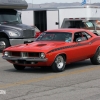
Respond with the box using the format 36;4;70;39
28;53;40;57
11;52;20;57
9;52;40;58
23;30;35;38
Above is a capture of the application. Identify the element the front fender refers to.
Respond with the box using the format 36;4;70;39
46;51;67;66
0;31;10;38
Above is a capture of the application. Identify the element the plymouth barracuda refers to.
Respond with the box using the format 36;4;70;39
2;28;100;72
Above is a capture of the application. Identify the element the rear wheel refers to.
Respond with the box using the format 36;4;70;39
13;64;26;70
90;48;100;65
0;38;10;51
51;55;66;72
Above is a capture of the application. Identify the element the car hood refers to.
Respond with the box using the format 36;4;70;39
5;41;68;53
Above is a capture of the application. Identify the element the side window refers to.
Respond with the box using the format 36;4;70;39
61;20;71;28
85;22;94;28
82;32;92;39
74;32;88;42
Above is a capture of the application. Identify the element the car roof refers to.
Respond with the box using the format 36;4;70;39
45;28;89;33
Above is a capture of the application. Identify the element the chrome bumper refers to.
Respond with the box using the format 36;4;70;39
2;56;48;62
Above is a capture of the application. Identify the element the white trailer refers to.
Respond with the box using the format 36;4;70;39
20;8;59;31
20;5;100;35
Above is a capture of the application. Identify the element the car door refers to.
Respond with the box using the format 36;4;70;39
67;31;93;63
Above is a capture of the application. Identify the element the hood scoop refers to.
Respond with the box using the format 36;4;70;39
36;44;47;46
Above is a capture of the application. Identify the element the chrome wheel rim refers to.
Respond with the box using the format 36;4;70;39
0;41;6;50
55;56;64;69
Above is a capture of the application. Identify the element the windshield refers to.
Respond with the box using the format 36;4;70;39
85;20;100;28
0;9;22;24
36;32;72;42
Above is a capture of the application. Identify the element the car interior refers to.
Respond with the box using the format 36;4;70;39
74;32;90;42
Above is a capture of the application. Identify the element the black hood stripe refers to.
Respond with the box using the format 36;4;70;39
47;37;100;54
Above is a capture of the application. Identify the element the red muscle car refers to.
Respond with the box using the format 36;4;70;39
2;29;100;72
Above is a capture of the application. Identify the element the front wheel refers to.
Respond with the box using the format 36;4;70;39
90;48;100;65
13;64;26;70
51;55;66;72
0;38;10;51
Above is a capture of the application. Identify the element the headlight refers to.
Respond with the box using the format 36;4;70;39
8;31;20;37
4;51;9;56
40;53;45;58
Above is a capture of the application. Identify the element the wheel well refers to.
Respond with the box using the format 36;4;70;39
59;53;67;61
50;53;67;67
0;32;9;39
96;46;100;52
94;46;100;56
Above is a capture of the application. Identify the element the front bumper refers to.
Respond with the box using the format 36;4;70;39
2;56;48;62
9;38;35;46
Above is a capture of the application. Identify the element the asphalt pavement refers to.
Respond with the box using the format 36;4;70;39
0;53;100;100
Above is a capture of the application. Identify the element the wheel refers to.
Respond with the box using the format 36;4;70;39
13;64;25;70
0;38;10;51
51;55;66;72
90;48;100;65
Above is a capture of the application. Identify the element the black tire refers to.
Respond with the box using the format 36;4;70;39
90;48;100;65
0;38;10;51
13;64;25;70
51;55;66;72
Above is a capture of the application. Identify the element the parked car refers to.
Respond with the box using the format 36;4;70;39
2;28;100;72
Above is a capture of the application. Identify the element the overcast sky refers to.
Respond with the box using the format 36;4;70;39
26;0;100;4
